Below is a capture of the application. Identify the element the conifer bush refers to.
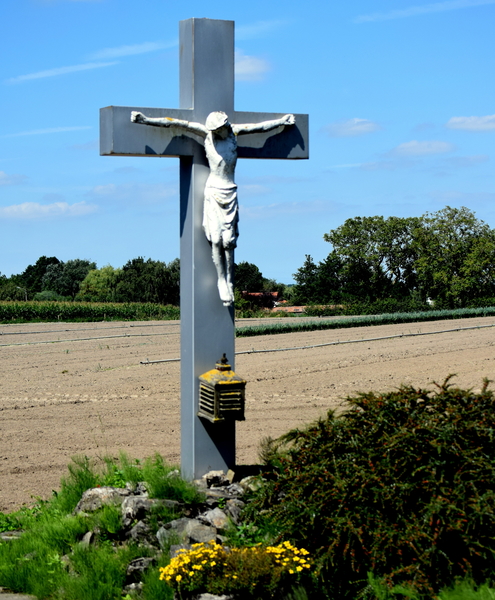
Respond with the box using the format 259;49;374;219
248;377;495;598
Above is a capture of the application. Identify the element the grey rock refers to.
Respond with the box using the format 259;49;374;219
200;508;229;531
122;496;156;521
79;531;94;547
157;517;217;545
73;487;130;514
126;557;156;583
204;470;229;487
225;498;245;524
185;520;217;544
0;592;38;600
127;520;152;543
123;582;143;594
0;532;23;542
197;595;233;600
225;483;244;497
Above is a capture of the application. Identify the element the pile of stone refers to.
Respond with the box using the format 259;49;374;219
32;469;258;599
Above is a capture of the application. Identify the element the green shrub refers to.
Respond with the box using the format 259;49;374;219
247;377;495;598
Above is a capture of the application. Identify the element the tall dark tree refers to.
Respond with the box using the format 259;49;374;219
17;256;61;298
114;257;180;305
42;259;96;299
292;253;344;304
234;262;265;292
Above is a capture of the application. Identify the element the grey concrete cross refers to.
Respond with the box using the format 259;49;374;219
100;18;308;480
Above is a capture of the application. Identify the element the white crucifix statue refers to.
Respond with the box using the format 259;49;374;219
100;18;309;480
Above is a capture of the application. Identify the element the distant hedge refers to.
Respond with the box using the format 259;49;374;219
0;301;180;323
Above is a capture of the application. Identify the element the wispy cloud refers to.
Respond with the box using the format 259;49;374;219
5;61;117;84
236;19;289;41
355;0;495;23
391;140;456;156
446;114;495;131
243;199;326;220
3;126;92;138
235;49;270;81
445;154;489;167
0;201;96;219
324;118;381;137
88;40;176;61
0;171;28;186
87;182;176;205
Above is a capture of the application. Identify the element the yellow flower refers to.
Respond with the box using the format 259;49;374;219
296;566;303;572
176;575;182;582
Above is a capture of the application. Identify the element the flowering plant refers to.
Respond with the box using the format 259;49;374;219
159;540;311;599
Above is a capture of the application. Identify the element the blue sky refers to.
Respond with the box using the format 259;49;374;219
1;0;494;283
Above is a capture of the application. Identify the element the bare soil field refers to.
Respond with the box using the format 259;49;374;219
1;316;494;513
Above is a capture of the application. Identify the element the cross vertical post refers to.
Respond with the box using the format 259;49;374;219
178;19;236;479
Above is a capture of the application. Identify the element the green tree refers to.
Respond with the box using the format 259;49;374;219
234;262;265;292
413;206;495;307
292;253;343;305
324;215;420;300
18;256;61;297
42;259;96;299
76;265;122;302
114;257;180;305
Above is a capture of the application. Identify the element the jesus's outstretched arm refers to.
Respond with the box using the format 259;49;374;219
131;112;207;137
232;114;295;136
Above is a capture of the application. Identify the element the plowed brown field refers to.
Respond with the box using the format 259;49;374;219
1;316;494;512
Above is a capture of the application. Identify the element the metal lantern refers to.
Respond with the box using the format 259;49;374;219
198;354;246;423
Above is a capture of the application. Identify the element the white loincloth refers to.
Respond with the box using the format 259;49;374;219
203;183;239;249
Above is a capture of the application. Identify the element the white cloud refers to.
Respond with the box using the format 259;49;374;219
87;182;176;205
5;61;117;84
355;0;495;22
242;200;326;219
392;140;456;156
88;40;176;61
0;171;28;186
445;154;489;167
0;201;96;219
3;126;92;138
324;118;381;137
235;49;270;81
236;20;289;41
446;114;495;131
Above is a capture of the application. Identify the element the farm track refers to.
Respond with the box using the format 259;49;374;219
1;316;494;512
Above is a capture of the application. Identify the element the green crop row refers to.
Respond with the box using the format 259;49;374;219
236;306;495;337
0;301;180;324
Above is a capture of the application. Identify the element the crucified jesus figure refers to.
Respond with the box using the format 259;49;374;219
130;110;295;306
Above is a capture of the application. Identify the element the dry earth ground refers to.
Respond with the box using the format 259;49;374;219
1;316;494;512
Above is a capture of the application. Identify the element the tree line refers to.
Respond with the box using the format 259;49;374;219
1;206;494;309
0;256;280;306
0;257;180;305
292;206;495;309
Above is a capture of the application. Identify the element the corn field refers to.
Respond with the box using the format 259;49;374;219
0;301;180;323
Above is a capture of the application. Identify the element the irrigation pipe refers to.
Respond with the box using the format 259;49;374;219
139;321;495;365
0;322;180;337
0;331;179;347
